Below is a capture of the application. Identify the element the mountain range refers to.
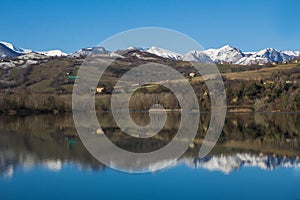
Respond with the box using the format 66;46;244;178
1;41;299;65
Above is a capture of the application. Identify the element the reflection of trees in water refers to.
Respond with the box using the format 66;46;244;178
220;113;300;156
0;117;104;177
223;113;300;141
0;113;300;176
102;112;181;153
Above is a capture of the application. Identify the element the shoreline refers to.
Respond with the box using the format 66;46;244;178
2;107;300;116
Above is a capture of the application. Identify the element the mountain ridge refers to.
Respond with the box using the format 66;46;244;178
1;41;299;65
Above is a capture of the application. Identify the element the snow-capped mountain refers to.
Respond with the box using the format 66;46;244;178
0;42;22;58
1;41;299;65
0;41;32;54
126;46;145;51
202;45;245;63
69;46;121;58
182;50;214;63
70;47;108;58
236;48;292;65
0;41;34;58
124;46;182;60
0;41;66;59
145;46;182;60
182;45;298;65
283;50;300;57
38;50;67;57
128;45;299;65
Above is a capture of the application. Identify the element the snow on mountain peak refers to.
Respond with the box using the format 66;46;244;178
39;50;67;57
0;41;20;52
181;45;299;65
236;48;292;65
0;41;67;59
283;50;300;57
127;46;144;51
70;46;109;58
182;50;214;63
256;48;279;55
0;41;32;53
145;46;182;60
0;41;35;58
1;40;299;65
201;45;245;63
220;44;235;50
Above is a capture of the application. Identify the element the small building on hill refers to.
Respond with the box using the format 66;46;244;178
189;72;195;78
96;87;105;93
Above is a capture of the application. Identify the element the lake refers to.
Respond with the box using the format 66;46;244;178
0;113;300;199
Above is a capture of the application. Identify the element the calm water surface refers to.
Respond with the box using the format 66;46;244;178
0;113;300;199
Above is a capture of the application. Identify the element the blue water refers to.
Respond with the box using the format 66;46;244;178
1;163;300;200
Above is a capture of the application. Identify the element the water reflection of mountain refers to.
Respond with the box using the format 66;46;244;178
0;113;300;176
0;149;66;177
185;153;300;174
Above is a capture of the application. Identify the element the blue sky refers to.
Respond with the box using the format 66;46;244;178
0;0;299;53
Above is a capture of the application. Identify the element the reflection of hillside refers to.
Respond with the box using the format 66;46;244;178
0;113;300;176
0;114;77;136
0;120;104;178
254;113;300;138
220;113;300;156
223;113;300;141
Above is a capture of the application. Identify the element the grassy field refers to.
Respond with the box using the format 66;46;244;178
223;63;300;80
